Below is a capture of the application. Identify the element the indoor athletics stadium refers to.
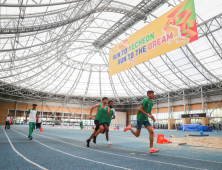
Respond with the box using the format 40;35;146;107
0;0;222;169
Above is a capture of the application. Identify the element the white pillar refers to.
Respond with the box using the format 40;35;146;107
14;101;17;125
156;102;158;119
201;87;204;113
41;100;44;119
168;93;170;118
81;104;83;121
62;103;64;126
183;90;186;114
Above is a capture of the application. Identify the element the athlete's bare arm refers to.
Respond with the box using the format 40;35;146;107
107;107;111;117
25;114;28;123
138;105;153;119
89;104;99;119
149;111;155;122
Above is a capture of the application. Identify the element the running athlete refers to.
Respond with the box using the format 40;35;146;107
86;97;108;147
5;115;11;130
80;121;83;130
26;104;38;140
124;90;159;153
103;101;116;146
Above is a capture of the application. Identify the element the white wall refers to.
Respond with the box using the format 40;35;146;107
110;111;126;127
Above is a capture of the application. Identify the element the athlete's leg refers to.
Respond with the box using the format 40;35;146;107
129;128;141;137
128;120;143;137
105;130;109;141
146;125;153;148
29;123;35;137
94;125;104;137
100;130;105;134
92;125;104;144
87;130;96;147
33;123;36;133
145;122;159;153
31;123;34;136
29;122;32;137
103;125;109;141
87;120;103;146
29;123;35;140
99;124;105;134
89;130;96;140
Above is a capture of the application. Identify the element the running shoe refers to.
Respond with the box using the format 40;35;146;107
29;137;33;140
27;136;31;139
107;142;113;146
149;148;160;153
86;139;90;147
124;125;132;132
93;136;97;144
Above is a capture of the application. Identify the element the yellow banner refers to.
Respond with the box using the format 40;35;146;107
109;0;198;76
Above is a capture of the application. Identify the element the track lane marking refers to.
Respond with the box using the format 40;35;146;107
12;129;131;170
3;128;48;170
14;128;209;170
23;127;222;165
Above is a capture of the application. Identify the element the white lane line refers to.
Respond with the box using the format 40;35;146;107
26;128;222;165
3;128;48;170
12;129;131;170
14;128;208;170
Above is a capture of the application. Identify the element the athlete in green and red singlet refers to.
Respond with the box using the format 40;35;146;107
86;97;108;147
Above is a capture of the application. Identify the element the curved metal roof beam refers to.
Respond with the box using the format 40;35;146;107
0;45;93;63
0;6;141;34
1;46;98;84
126;69;149;96
0;0;83;7
50;66;78;94
0;55;60;80
20;1;106;100
4;56;63;84
0;52;59;72
1;0;94;83
0;1;134;18
0;23;113;39
0;24;119;52
22;60;71;90
142;62;180;92
160;54;198;90
134;66;165;94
